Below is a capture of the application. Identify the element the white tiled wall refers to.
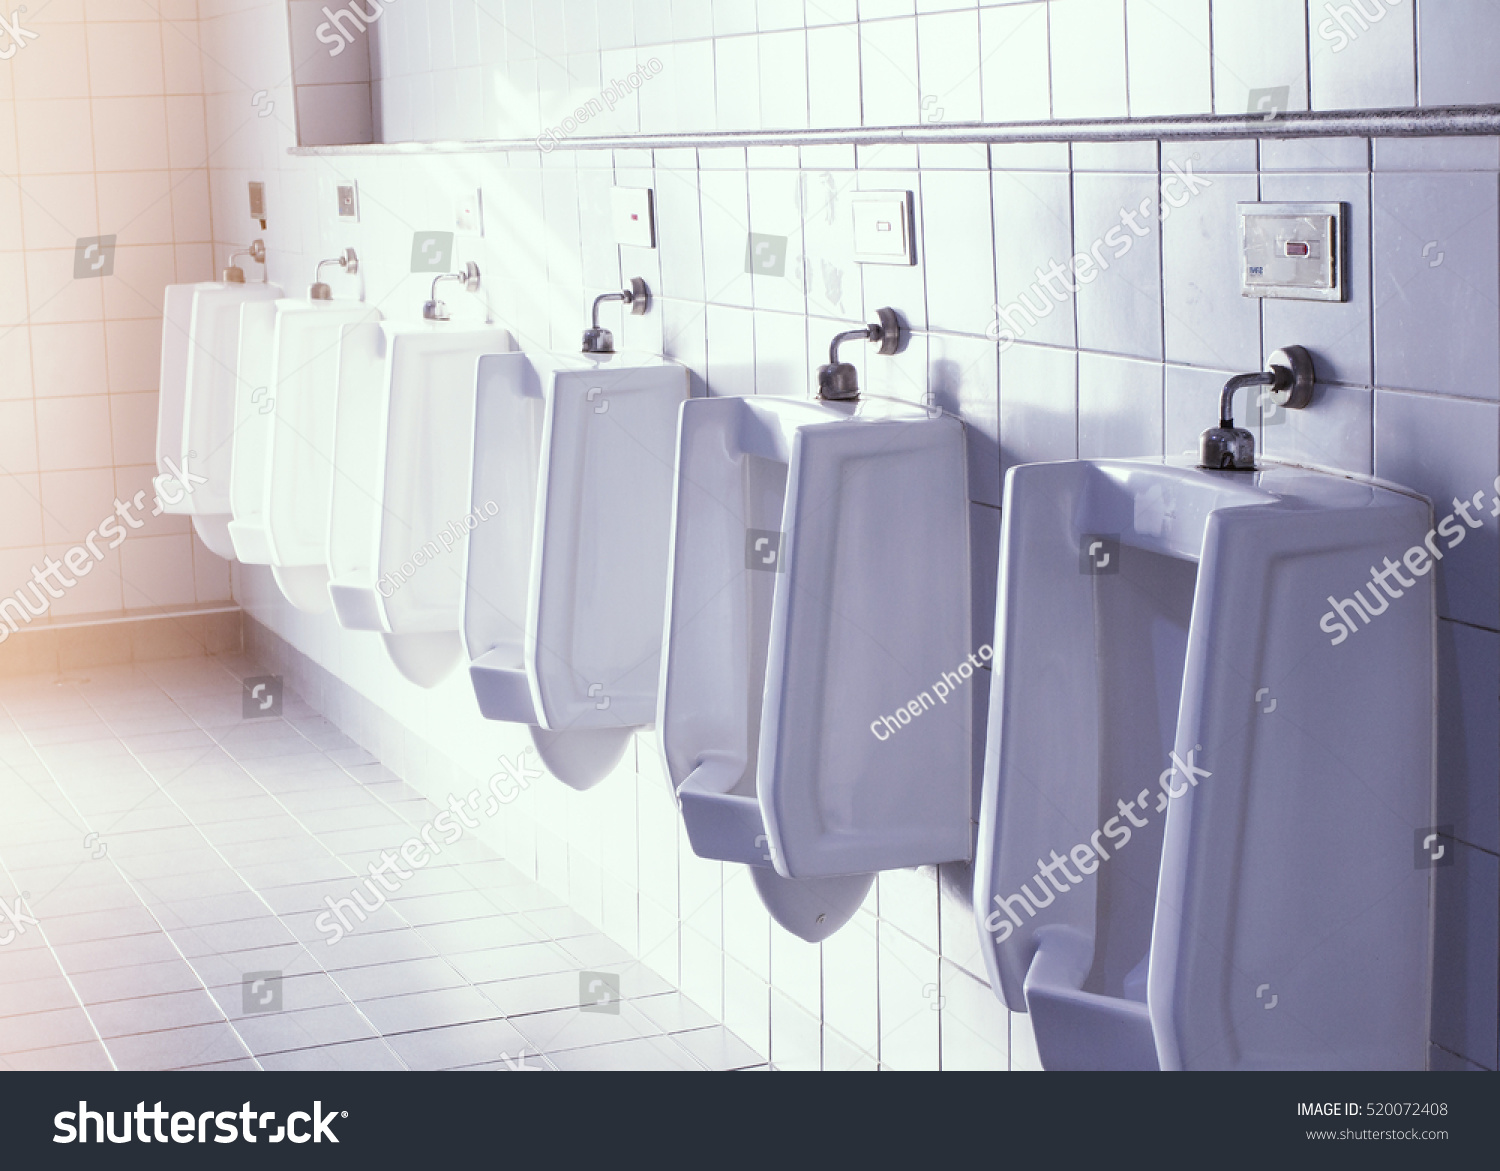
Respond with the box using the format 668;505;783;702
198;0;1497;1070
0;0;231;621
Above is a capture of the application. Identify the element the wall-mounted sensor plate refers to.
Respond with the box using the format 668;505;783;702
336;182;359;222
455;189;484;236
248;181;266;222
1239;201;1345;302
852;191;915;266
610;187;656;249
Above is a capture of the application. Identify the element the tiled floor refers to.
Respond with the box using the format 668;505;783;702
0;655;763;1071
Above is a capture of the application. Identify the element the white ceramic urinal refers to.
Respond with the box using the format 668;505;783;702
328;321;515;687
228;283;380;612
463;352;689;788
976;457;1436;1070
155;278;281;557
227;299;280;566
659;396;973;943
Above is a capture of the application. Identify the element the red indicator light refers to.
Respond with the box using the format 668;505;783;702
1285;241;1310;257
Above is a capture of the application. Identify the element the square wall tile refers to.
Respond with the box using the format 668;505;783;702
1078;351;1163;458
1049;0;1128;120
0;401;38;475
917;9;981;126
0;473;44;551
1210;0;1309;117
19;175;99;251
26;247;105;327
38;468;115;547
752;309;808;398
747;168;806;315
97;171;176;247
1309;0;1415;110
759;29;808;130
1418;0;1500;106
16;99;95;174
978;2;1050;123
807;23;861;130
0;165;19;236
33;397;109;473
0;255;28;326
0;329;32;400
700;168;752;308
121;534;199;610
704;304;756;398
9;21;90;101
104;320;161;395
1373;172;1500;401
991;170;1076;350
860;17;919;127
44;541;123;616
1125;0;1211;117
1373;389;1499;631
921;169;995;337
1000;341;1077;476
1072;171;1163;360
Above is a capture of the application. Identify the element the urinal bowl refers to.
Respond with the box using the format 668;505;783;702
328;321;516;687
228;297;381;613
227;299;279;566
155;280;281;559
976;457;1437;1071
463;351;688;790
155;283;216;522
659;396;973;941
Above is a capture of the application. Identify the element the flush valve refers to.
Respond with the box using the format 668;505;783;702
1199;345;1315;471
582;278;650;354
817;307;905;402
223;240;266;284
423;262;481;321
309;248;358;300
